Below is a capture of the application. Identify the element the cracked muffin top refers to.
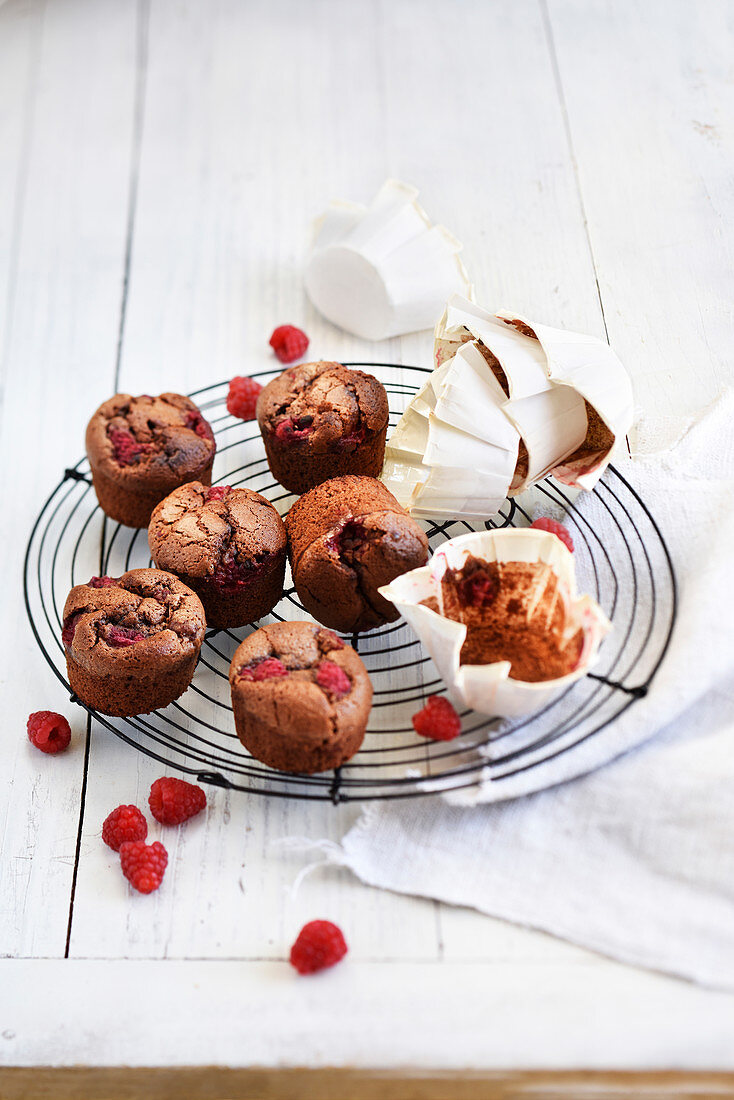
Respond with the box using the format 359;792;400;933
85;393;216;489
285;475;429;633
256;362;388;454
61;568;206;674
229;620;372;726
148;483;286;586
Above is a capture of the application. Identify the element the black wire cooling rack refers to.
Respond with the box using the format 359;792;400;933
24;363;677;802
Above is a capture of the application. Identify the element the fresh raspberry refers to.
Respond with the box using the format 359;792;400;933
316;660;351;699
412;696;461;742
274;415;314;442
108;427;150;466
102;624;145;647
102;805;148;851
289;920;348;975
185;410;215;441
27;711;72;754
226;376;263;420
205;485;232;502
238;656;289;682
269;324;309;364
88;575;117;588
148;777;207;825
531;517;574;552
119;840;168;894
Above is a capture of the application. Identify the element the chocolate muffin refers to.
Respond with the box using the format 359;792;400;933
61;568;206;716
86;393;216;528
440;554;583;681
148;483;287;630
256;361;389;494
285;475;429;633
228;621;372;773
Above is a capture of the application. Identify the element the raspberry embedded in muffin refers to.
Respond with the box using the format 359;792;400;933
228;622;372;773
285;475;429;633
85;393;217;528
256;362;389;494
148;482;287;629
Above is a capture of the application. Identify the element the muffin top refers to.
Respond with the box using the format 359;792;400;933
256;362;389;454
286;475;428;574
62;568;206;675
284;475;429;633
149;483;286;584
229;620;372;730
86;393;216;489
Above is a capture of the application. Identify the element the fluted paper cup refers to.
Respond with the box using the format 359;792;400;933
497;311;634;489
380;529;610;718
305;180;472;340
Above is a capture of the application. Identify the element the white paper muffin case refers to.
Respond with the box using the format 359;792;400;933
304;181;472;340
380;529;610;719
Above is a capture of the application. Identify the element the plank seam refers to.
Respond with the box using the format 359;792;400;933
0;0;45;398
539;0;610;345
113;0;151;391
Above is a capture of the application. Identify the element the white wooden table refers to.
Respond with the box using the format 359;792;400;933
2;0;734;1095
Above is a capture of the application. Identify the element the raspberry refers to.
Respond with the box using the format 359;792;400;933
27;711;72;754
102;624;145;647
211;547;268;591
61;611;84;649
149;777;207;825
326;519;380;558
531;517;574;552
316;660;351;699
238;656;289;682
88;575;117;588
185;410;215;441
412;696;461;742
269;324;309;364
119;840;168;894
337;424;367;449
108;427;149;466
289;920;348;975
226;376;263;420
205;485;232;502
457;563;499;608
102;805;148;851
274;415;314;442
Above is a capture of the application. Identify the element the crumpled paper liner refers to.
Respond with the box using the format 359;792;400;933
379;529;610;718
383;295;634;515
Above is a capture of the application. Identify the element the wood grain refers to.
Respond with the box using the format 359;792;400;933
2;1067;734;1100
0;0;138;958
3;0;734;1074
545;0;734;452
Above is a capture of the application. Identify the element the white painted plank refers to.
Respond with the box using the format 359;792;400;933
0;0;138;956
67;0;642;968
0;0;39;390
67;0;440;963
4;956;734;1069
545;0;734;451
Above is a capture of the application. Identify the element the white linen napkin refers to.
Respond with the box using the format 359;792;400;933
295;392;734;988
